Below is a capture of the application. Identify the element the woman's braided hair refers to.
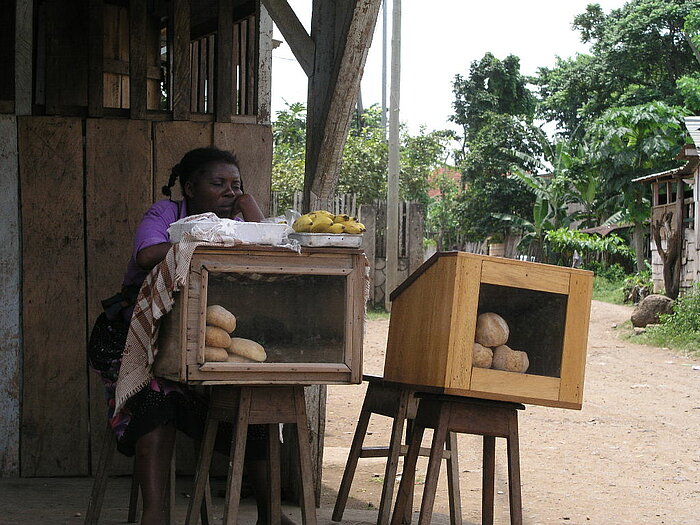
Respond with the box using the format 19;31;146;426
162;147;241;198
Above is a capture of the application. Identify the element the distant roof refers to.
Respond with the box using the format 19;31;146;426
580;223;633;236
685;116;700;148
631;163;694;183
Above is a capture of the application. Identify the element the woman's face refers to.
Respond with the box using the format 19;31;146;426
184;161;243;218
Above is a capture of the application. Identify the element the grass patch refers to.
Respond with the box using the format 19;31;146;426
592;276;626;304
366;305;390;320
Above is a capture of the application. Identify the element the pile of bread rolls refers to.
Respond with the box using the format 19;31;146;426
472;312;529;373
204;305;267;363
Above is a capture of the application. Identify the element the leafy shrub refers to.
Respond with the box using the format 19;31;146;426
643;284;700;354
545;229;634;266
622;267;653;304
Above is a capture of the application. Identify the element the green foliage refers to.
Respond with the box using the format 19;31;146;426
622;267;653;303
592;275;627;304
545;228;634;266
537;0;700;137
271;103;452;213
638;284;700;354
426;170;464;249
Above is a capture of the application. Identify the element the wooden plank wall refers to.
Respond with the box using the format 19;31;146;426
215;122;272;214
19;117;89;476
85;118;153;475
0;116;21;475
0;0;15;112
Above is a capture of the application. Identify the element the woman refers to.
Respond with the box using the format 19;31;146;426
89;147;289;525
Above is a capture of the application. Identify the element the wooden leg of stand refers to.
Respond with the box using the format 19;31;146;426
391;421;425;525
85;423;117;525
165;447;175;525
268;423;282;525
294;387;317;525
127;473;140;523
417;409;449;525
482;436;496;525
506;414;522;525
223;388;252;525
186;417;220;525
377;390;410;525
331;393;373;522
446;432;462;525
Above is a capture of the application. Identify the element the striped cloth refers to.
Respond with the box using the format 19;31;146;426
114;238;215;415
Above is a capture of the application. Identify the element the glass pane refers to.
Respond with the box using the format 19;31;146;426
205;271;346;364
477;283;568;378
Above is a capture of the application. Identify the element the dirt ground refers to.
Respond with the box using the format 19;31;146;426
1;300;699;524
321;301;700;524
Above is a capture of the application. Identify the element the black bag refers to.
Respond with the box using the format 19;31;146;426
87;313;129;381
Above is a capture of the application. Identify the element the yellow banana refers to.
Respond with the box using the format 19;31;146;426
292;215;313;232
333;214;351;223
328;222;346;234
311;210;334;219
342;221;366;234
310;216;334;233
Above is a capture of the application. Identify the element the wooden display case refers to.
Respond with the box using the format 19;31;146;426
154;245;366;385
383;252;593;409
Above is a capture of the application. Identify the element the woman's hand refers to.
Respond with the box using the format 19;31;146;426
232;193;265;222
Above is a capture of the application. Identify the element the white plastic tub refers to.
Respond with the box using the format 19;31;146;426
168;220;289;245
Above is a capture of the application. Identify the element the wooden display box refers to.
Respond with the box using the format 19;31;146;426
383;252;593;409
154;245;366;385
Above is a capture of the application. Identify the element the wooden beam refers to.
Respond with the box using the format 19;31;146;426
129;0;148;119
172;0;191;120
257;3;273;124
0;116;21;475
15;0;32;115
309;0;382;201
216;0;234;122
88;0;105;117
261;0;314;77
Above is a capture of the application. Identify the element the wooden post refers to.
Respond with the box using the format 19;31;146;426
15;0;32;115
257;3;273;124
172;0;191;120
261;0;314;77
88;0;104;117
129;0;148;119
308;0;383;202
385;0;401;311
216;0;234;122
0;116;20;476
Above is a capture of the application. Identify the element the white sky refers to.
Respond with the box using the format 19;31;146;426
270;0;629;134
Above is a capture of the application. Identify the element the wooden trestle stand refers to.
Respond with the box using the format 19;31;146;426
185;385;317;525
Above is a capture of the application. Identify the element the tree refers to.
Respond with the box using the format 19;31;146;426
271;102;453;212
537;0;700;136
586;101;690;272
450;53;542;240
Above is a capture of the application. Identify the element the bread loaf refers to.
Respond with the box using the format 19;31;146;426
206;305;236;333
227;353;257;364
491;345;529;373
204;346;229;362
475;312;509;347
472;342;493;368
205;325;231;349
228;337;267;362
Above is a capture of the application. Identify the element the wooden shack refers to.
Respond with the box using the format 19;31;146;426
0;0;381;485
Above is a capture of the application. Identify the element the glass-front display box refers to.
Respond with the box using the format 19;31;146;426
155;246;366;385
383;252;593;409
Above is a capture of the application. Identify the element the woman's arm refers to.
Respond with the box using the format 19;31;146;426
135;242;172;271
233;193;265;222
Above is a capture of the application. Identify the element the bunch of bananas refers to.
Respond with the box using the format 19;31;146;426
292;210;366;234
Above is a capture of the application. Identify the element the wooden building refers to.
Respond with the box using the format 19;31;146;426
0;0;380;479
634;120;700;297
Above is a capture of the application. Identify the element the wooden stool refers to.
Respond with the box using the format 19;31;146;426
391;395;524;525
186;385;317;525
84;421;211;525
332;375;461;525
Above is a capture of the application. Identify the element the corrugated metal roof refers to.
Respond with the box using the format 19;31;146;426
632;164;689;183
684;116;700;148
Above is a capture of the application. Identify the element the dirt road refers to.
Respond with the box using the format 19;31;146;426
322;301;700;524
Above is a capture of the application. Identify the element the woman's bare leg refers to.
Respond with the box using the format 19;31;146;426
134;422;177;525
246;459;296;525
